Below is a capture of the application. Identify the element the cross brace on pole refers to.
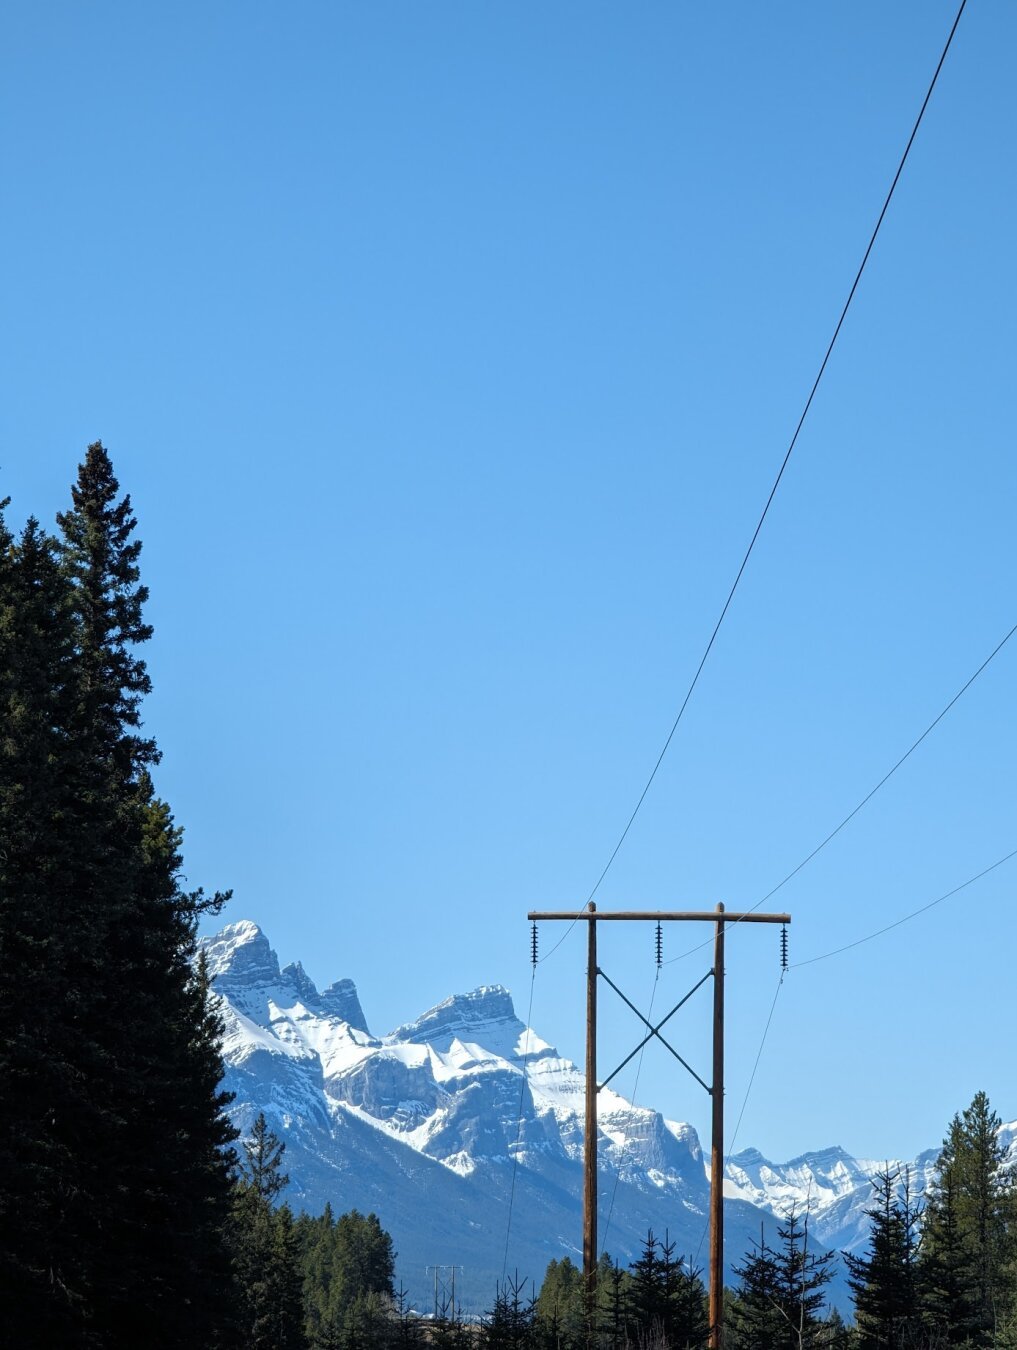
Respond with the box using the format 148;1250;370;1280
527;903;791;1350
597;966;713;1095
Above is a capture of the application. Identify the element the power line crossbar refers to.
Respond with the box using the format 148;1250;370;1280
528;910;791;923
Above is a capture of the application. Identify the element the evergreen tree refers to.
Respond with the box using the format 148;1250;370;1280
54;443;236;1344
242;1109;291;1200
232;1112;308;1349
295;1199;398;1349
599;1257;630;1350
624;1230;708;1349
1;446;238;1344
429;1305;475;1350
729;1207;837;1350
628;1229;668;1340
484;1272;538;1350
392;1284;426;1349
0;512;96;1345
919;1160;978;1346
659;1235;708;1349
333;1208;397;1310
536;1255;586;1349
918;1091;1013;1346
819;1306;854;1349
846;1166;922;1348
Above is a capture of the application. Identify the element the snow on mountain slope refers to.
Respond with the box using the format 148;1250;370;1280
200;922;796;1307
723;1123;1017;1254
207;920;1017;1310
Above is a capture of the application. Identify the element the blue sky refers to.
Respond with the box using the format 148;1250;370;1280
2;1;1014;1167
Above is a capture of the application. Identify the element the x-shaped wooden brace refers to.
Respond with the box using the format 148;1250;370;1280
596;965;714;1096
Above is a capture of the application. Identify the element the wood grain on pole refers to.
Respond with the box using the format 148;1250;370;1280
709;903;725;1349
583;903;598;1329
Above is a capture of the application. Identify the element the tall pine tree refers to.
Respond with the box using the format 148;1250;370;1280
232;1112;308;1350
919;1091;1013;1346
729;1206;836;1350
56;443;237;1345
845;1166;922;1349
626;1229;708;1349
1;445;238;1344
0;511;101;1345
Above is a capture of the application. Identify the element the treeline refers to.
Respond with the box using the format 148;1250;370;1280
222;1102;1017;1350
230;1112;400;1349
509;1088;1017;1349
842;1089;1017;1350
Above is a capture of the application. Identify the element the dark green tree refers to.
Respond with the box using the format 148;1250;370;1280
659;1235;708;1350
918;1091;1013;1346
484;1271;538;1350
1;446;238;1346
819;1306;855;1349
0;512;96;1345
333;1209;396;1310
621;1230;708;1349
242;1109;291;1200
232;1112;308;1350
846;1166;922;1348
391;1284;426;1349
295;1201;397;1349
599;1257;630;1350
729;1207;837;1350
536;1255;585;1348
54;443;236;1345
628;1229;667;1340
919;1161;977;1346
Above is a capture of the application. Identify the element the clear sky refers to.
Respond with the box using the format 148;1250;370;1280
2;1;1014;1166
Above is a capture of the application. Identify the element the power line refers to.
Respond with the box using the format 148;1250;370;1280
727;973;785;1158
536;915;583;966
502;967;536;1277
694;970;785;1268
584;0;968;908
663;613;1015;967
791;845;1017;968
757;618;1017;910
689;843;1013;1266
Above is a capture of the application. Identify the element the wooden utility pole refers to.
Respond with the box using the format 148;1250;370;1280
528;904;789;1350
710;903;725;1348
583;902;598;1313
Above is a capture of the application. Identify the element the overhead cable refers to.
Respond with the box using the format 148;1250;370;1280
584;0;969;907
791;845;1017;968
663;613;1014;967
502;967;537;1277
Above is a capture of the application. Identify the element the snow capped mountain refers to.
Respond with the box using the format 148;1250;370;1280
724;1122;1017;1255
200;920;1014;1311
722;1145;939;1255
200;920;787;1309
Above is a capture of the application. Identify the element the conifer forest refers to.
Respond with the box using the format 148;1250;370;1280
1;445;1016;1347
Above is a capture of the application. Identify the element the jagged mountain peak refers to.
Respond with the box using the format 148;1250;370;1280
281;959;319;1002
199;921;369;1033
390;984;519;1050
319;978;369;1032
200;919;279;984
729;1142;856;1173
728;1146;765;1166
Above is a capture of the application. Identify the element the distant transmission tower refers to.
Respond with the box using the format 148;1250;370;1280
425;1264;464;1323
